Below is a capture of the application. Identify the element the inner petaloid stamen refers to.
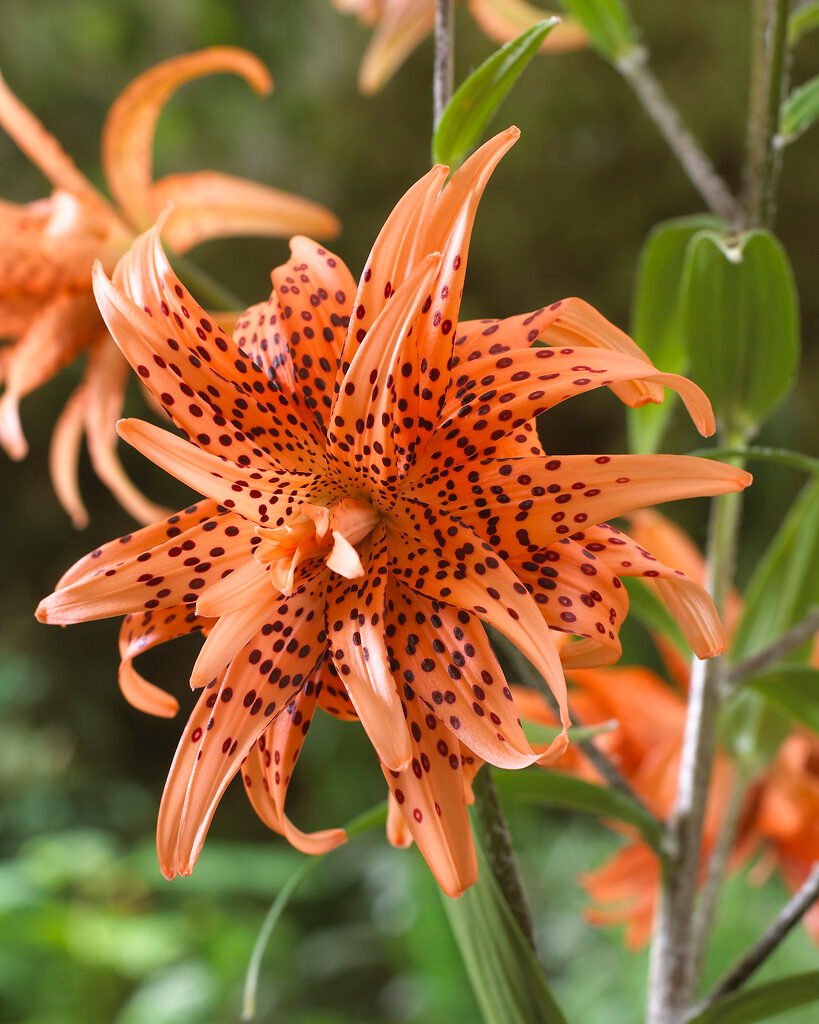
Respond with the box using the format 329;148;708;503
255;496;381;593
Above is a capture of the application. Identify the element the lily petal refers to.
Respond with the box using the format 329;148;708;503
152;171;339;254
101;47;272;229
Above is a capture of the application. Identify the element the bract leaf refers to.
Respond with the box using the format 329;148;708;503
432;18;558;169
732;476;819;662
627;215;726;453
686;972;819;1024
682;229;800;437
749;666;819;735
779;75;819;144
559;0;637;61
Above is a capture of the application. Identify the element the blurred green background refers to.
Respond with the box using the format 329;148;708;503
1;1;818;1021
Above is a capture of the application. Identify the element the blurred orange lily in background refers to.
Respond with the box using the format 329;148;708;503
514;510;819;948
332;0;588;94
0;47;339;527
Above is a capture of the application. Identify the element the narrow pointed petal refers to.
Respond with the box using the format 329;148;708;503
388;499;570;762
411;130;521;443
151;172;340;254
95;235;326;471
386;792;414;848
386;580;542;769
339;163;449;372
428;346;717;470
38;511;256;624
53;500;226;590
328;527;412;771
82;338;172;525
102;47;273;229
0;291;100;459
410;453;751;554
0;70;106;201
118;604;206;717
507;537;630;662
358;0;436;94
158;577;328;878
452;297;664;407
190;592;280;688
316;655;360;721
194;556;271;618
243;680;347;855
329;253;442;487
269;236;357;432
117;417;323;522
380;689;478;898
567;521;730;658
48;383;89;529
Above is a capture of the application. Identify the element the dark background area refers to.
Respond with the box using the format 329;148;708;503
1;2;817;1021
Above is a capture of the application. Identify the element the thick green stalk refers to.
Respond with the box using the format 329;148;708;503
742;0;791;227
472;766;540;958
647;476;745;1024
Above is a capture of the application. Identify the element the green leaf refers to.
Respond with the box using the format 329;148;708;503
749;665;819;735
441;832;569;1024
686;971;819;1024
559;0;637;61
627;215;726;453
432;18;558;169
241;801;387;1020
494;769;664;854
788;1;819;45
686;446;819;477
682;229;800;436
780;75;819;144
732;476;819;662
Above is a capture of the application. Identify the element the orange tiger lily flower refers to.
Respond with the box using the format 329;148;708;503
37;127;749;896
750;732;819;941
0;48;339;527
333;0;587;94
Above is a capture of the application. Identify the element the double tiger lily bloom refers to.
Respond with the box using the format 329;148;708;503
333;0;588;94
0;48;338;526
516;511;819;945
37;128;750;896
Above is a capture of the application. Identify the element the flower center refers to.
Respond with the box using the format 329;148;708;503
254;496;380;595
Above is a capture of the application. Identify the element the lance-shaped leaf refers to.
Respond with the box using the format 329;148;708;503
559;0;637;61
748;666;819;736
688;446;819;477
432;18;559;169
494;769;664;854
732;476;819;661
440;832;569;1024
682;229;800;437
788;1;819;46
687;972;819;1024
779;75;819;145
627;215;726;453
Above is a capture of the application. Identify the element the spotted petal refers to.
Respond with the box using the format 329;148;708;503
158;575;328;878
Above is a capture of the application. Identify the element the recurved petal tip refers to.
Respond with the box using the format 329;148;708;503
0;392;28;460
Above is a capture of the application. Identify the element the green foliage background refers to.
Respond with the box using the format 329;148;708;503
0;1;817;1021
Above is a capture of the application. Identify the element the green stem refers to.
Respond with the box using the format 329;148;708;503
433;0;455;130
742;0;791;227
647;462;746;1024
617;48;741;224
472;766;540;959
